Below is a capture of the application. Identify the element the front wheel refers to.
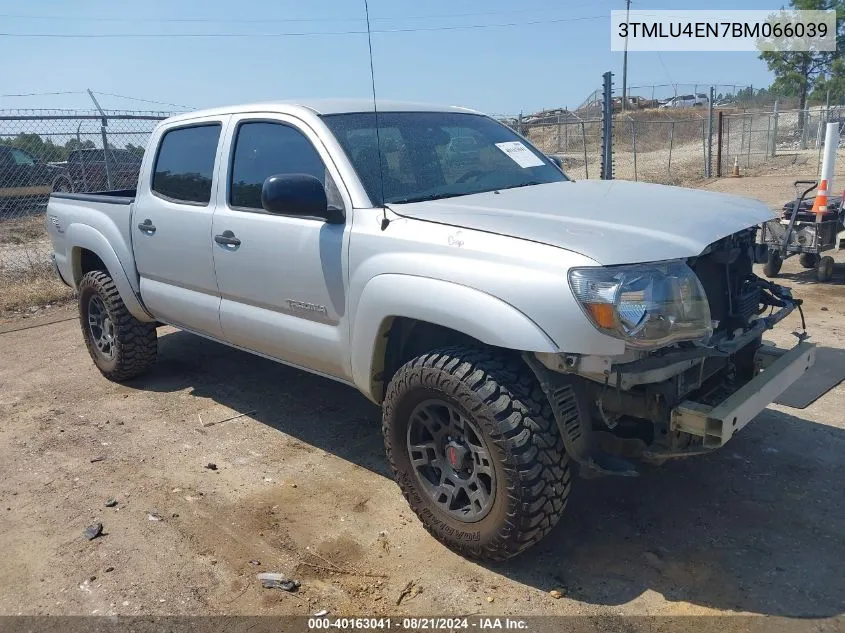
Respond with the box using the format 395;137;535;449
382;347;570;561
78;270;157;381
817;256;835;282
763;251;782;278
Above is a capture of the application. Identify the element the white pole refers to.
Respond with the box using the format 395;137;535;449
818;122;840;198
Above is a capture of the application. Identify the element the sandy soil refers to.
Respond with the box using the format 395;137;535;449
1;174;844;621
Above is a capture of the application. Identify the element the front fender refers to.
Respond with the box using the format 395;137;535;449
350;274;558;402
66;223;153;322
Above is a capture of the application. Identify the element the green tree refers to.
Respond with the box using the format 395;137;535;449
64;138;96;154
810;55;845;101
1;133;66;162
124;143;145;158
760;0;845;123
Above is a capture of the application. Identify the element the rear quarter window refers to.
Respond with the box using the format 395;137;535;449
152;124;221;204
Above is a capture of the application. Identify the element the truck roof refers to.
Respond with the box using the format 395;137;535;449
164;99;480;124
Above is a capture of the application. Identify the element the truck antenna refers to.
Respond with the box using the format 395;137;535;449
363;0;389;230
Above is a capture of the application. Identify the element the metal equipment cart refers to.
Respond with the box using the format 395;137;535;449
760;180;843;282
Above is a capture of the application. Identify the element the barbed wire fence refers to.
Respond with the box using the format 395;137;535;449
0;110;168;314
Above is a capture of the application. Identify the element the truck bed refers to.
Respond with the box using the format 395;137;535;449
50;189;137;204
46;188;138;302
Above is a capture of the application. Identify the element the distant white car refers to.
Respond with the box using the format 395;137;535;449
660;93;709;109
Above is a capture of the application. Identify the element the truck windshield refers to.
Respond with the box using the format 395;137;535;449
321;111;567;206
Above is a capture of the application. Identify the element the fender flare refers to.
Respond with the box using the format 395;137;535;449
66;223;154;322
350;274;559;402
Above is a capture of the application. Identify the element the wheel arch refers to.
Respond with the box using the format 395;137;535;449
67;225;153;322
51;174;73;193
350;274;559;403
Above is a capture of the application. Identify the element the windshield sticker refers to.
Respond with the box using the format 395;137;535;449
495;141;545;168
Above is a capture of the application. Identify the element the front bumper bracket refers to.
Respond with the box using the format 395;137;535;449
670;342;815;448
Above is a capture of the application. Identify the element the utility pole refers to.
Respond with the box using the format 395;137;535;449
621;0;631;111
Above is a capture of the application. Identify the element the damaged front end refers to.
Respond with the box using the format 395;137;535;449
527;228;815;477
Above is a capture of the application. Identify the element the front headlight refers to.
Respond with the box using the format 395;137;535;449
568;261;711;349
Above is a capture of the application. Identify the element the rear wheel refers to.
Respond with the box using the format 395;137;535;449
78;270;157;381
763;251;782;278
382;347;570;561
52;177;72;193
799;253;818;269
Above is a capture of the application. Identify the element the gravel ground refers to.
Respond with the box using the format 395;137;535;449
1;175;844;622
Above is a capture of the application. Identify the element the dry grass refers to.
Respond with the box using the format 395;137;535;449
0;263;75;319
0;213;74;318
0;215;46;245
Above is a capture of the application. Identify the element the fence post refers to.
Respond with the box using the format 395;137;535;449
581;121;588;179
600;71;614;180
563;116;569;156
87;89;113;190
716;111;724;177
826;89;831;125
771;100;779;157
746;114;752;168
556;112;562;152
800;109;809;150
706;86;715;177
668;121;675;175
631;120;638;181
764;113;772;165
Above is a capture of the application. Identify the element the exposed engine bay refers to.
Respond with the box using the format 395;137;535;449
528;227;810;476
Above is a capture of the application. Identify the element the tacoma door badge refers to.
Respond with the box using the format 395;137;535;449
286;299;328;315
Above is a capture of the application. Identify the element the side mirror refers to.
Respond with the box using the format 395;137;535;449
548;155;563;171
261;173;345;224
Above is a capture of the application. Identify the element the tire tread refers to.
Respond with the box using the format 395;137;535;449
383;346;570;561
78;270;157;381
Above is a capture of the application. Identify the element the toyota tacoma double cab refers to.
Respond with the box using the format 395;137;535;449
46;100;815;561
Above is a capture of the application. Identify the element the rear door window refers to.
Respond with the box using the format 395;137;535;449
152;124;221;204
10;149;36;166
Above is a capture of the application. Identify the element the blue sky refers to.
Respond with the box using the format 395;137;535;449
0;0;780;115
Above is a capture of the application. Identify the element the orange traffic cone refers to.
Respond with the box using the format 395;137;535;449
731;156;740;177
812;179;829;220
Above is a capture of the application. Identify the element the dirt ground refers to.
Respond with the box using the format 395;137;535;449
2;173;845;621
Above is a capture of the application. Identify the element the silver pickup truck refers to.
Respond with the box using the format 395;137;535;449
47;100;815;561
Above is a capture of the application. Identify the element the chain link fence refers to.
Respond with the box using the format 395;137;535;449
0;110;167;315
719;106;845;176
514;105;845;186
1;103;843;316
517;110;710;185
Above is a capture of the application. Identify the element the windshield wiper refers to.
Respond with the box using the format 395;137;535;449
387;192;462;205
494;181;545;192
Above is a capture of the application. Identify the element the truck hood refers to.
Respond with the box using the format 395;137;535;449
389;180;775;265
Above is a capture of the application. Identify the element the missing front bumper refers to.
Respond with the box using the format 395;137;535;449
668;342;815;449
